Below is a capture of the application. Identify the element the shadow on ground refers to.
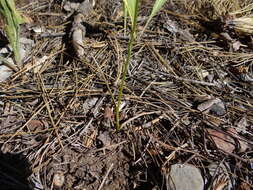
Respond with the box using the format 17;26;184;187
0;152;32;190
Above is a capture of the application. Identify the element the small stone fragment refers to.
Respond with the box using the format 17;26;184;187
197;98;220;112
209;101;226;116
168;164;204;190
236;116;248;134
53;172;65;188
97;131;111;146
63;1;80;12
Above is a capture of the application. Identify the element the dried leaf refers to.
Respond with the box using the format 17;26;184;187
103;105;114;127
82;97;99;115
220;32;233;41
27;120;44;132
207;129;235;153
237;182;251;190
227;128;249;152
97;131;112;146
104;105;114;120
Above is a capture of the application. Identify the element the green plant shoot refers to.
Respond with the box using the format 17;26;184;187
141;0;167;36
123;0;138;27
0;0;25;65
116;0;167;130
116;0;140;130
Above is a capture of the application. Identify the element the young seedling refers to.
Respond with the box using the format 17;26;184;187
116;0;140;131
116;0;168;130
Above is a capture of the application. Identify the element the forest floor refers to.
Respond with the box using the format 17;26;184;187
0;0;252;189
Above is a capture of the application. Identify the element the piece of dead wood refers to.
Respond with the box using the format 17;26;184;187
71;0;95;57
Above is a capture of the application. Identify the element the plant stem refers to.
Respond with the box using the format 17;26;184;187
123;2;127;36
116;0;139;130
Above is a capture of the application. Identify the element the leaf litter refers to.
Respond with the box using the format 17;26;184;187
0;0;252;189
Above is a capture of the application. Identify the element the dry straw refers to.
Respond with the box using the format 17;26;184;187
181;0;253;34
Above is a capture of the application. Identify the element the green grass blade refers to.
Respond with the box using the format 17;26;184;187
0;0;25;64
141;0;167;37
123;0;137;27
116;0;140;130
149;0;167;19
6;0;25;24
123;1;128;36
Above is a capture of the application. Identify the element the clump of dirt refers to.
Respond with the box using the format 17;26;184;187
46;144;130;189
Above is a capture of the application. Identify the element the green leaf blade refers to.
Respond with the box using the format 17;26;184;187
150;0;167;19
0;0;25;64
123;0;138;26
141;0;168;37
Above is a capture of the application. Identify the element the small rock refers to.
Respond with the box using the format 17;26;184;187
53;171;65;188
0;64;13;82
27;120;44;132
97;132;111;147
235;116;248;134
197;98;220;112
82;97;99;115
197;98;226;116
63;1;80;12
209;101;226;116
168;164;204;190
